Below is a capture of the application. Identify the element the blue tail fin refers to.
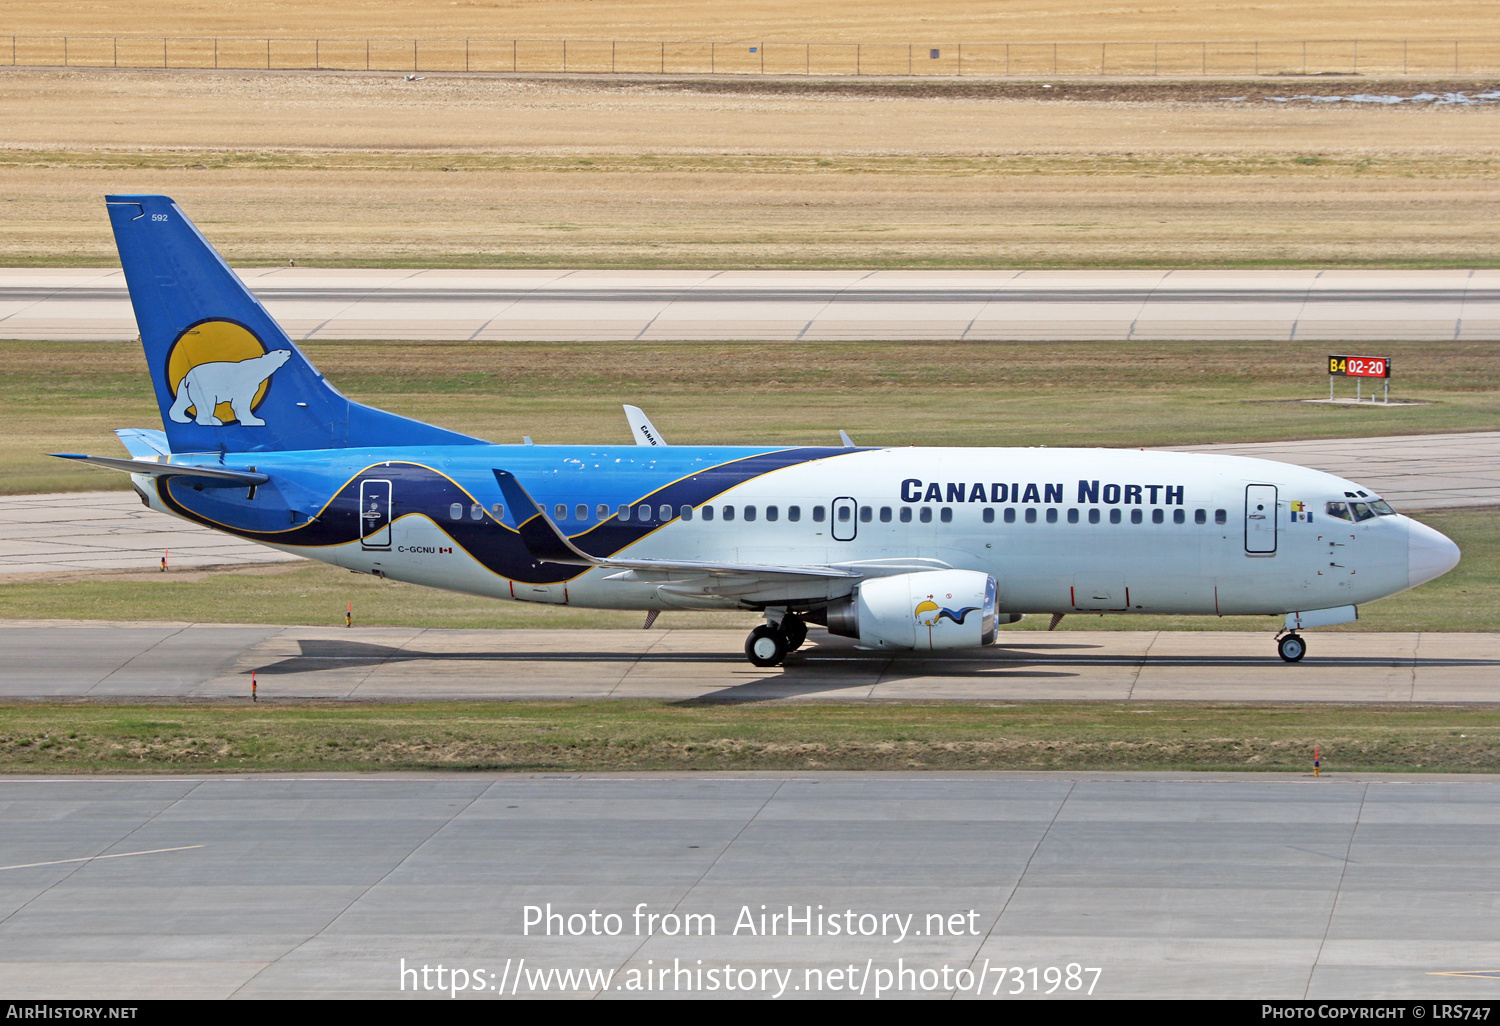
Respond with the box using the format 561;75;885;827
106;195;485;454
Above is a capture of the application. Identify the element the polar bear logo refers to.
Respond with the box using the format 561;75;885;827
168;349;292;426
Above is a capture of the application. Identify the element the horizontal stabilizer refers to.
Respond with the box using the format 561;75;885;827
114;428;171;457
50;453;268;487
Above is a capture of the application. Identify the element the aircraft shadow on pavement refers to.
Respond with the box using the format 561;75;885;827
249;636;1500;674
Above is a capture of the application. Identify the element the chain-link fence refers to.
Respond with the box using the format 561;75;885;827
7;36;1500;77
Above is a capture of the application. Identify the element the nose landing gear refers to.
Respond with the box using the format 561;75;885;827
1276;632;1307;663
745;614;808;667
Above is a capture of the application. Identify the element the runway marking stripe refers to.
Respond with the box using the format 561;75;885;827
0;844;204;871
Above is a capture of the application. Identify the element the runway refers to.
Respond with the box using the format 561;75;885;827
5;268;1500;341
2;431;1492;576
5;622;1498;703
2;772;1499;999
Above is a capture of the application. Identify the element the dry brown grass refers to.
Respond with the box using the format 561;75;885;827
3;0;1495;43
4;159;1497;269
0;69;1497;269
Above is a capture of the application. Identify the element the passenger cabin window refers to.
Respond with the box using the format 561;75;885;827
1067;508;1079;524
1215;509;1227;525
836;506;851;522
659;504;672;521
618;504;631;522
1131;509;1143;524
471;503;484;521
1046;508;1058;523
723;505;735;521
1195;508;1207;524
1173;509;1185;524
638;505;652;521
449;502;463;520
1004;508;1016;523
554;504;568;520
1025;508;1037;523
860;506;873;523
597;504;610;520
1110;509;1122;524
940;508;953;523
900;507;913;523
679;505;693;521
766;506;779;522
744;505;757;522
492;503;505;520
576;504;588;521
982;508;995;524
1088;509;1100;524
701;505;714;522
920;508;933;524
812;506;826;523
788;506;801;522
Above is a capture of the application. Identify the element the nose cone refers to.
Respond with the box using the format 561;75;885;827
1408;519;1461;589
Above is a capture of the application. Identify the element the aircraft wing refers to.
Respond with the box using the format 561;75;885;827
50;453;269;487
493;470;945;599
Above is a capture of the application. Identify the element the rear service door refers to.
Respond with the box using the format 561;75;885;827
831;496;857;541
1245;484;1277;554
360;479;392;550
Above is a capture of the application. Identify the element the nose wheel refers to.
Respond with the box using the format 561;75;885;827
1277;633;1307;663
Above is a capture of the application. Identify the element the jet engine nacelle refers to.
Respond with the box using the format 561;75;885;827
825;569;999;650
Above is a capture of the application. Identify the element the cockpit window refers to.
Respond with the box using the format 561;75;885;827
1350;502;1376;522
1369;499;1397;516
1325;501;1352;522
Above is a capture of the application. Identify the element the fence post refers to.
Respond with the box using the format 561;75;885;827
1254;40;1258;75
1053;42;1057;74
366;39;370;70
563;39;567;72
63;37;67;67
710;40;714;73
611;40;615;74
114;37;117;68
1153;41;1157;75
856;42;860;75
805;42;809;74
957;42;962;75
164;37;168;69
1352;39;1357;74
1455;39;1459;74
213;36;217;69
512;39;516;73
465;38;469;72
909;44;912;74
1201;41;1205;74
1402;40;1407;75
660;40;664;74
1302;40;1306;75
267;38;270;70
413;39;417;72
760;42;764;73
1006;42;1010;75
1100;41;1104;74
315;39;319;69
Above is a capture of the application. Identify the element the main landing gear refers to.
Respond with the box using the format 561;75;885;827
745;614;807;668
1276;632;1307;663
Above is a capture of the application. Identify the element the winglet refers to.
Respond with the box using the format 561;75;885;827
492;470;599;566
623;405;668;446
839;430;855;448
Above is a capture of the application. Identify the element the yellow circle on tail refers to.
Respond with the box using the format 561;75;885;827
166;320;269;424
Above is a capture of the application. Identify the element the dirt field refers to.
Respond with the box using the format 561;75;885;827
2;0;1494;43
0;70;1496;269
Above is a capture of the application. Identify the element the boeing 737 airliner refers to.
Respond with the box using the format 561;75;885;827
55;196;1461;667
